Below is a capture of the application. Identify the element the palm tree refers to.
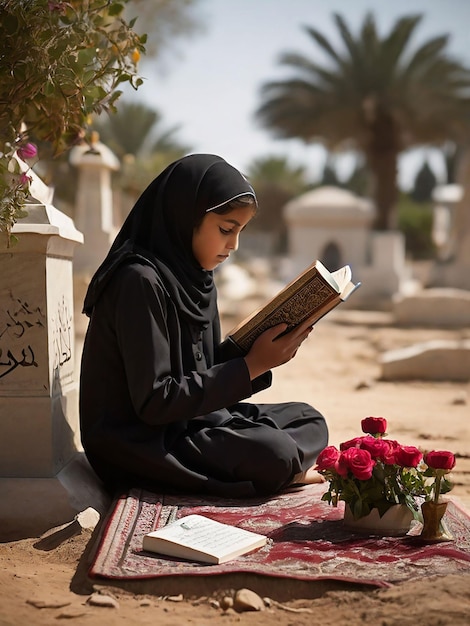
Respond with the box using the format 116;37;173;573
256;13;470;230
92;101;189;159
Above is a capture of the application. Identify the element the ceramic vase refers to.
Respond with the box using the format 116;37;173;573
420;500;453;542
343;504;414;536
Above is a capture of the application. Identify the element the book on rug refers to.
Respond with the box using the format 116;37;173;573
142;514;267;565
219;259;361;358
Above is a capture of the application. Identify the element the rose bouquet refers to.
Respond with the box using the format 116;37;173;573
315;417;456;522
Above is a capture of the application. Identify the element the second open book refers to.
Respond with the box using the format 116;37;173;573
219;259;361;359
142;514;267;564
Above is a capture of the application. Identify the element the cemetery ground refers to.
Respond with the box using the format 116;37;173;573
0;309;469;625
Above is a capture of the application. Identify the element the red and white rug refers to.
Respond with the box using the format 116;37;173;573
89;484;470;587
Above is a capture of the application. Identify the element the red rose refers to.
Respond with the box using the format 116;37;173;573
315;446;340;471
361;416;387;435
424;450;456;471
395;445;423;468
380;439;400;465
360;436;389;460
337;447;375;480
339;436;366;451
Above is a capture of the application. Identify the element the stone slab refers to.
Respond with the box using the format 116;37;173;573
380;339;470;381
0;453;111;541
393;288;470;327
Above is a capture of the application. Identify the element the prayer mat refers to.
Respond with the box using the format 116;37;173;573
89;484;470;587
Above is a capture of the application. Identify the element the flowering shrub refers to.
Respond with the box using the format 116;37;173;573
0;0;146;240
316;417;456;520
0;139;38;234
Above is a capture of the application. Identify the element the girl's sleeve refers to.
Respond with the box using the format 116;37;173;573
113;265;263;426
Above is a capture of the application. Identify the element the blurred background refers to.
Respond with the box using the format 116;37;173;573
34;0;470;271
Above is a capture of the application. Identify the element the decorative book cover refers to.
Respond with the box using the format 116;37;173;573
220;260;360;358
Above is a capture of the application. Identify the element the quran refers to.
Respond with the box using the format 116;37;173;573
142;514;267;564
220;260;361;358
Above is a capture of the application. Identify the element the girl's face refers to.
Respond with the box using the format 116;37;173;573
192;204;255;270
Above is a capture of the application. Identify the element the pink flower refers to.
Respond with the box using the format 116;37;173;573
424;450;456;471
19;172;32;186
361;416;387;435
17;143;37;161
395;445;423;468
315;446;340;471
337;447;375;481
48;1;67;13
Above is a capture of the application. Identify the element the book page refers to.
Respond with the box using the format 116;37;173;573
340;280;362;301
330;265;352;291
145;515;266;558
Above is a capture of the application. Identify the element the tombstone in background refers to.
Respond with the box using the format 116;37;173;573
69;133;120;276
393;288;470;328
430;147;470;289
69;134;120;337
380;339;470;382
455;152;470;271
283;186;411;309
0;168;109;541
431;184;463;263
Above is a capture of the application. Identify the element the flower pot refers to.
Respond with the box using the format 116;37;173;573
343;504;414;536
420;500;453;542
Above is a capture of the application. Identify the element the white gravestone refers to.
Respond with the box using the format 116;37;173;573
0;172;109;540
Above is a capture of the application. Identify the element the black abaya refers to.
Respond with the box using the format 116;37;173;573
79;155;328;497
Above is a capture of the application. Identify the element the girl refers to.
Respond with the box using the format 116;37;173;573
79;154;328;497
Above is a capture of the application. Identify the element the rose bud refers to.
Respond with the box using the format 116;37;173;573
361;416;387;435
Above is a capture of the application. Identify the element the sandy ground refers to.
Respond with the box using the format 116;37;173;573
1;309;469;625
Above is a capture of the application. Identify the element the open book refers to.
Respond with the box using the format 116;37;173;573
142;514;267;564
219;260;361;359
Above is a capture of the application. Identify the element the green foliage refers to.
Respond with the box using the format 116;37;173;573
247;155;309;194
321;462;427;520
93;102;159;157
245;156;310;252
0;0;146;236
343;160;370;197
0;155;29;240
92;101;189;159
397;193;436;259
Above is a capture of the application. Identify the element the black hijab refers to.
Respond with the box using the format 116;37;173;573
83;154;256;326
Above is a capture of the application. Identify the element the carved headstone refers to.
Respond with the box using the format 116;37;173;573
0;194;109;540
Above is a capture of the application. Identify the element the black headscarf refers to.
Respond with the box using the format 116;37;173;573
83;154;257;326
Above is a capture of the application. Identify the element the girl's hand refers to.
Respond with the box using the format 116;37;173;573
243;315;316;380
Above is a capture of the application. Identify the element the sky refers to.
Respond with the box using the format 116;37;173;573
132;0;470;190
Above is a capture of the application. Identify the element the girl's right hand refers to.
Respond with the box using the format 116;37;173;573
243;316;315;380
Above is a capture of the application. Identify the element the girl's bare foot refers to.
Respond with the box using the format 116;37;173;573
290;467;326;486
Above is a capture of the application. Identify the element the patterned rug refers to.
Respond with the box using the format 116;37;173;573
89;484;470;587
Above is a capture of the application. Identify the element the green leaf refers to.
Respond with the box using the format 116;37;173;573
108;3;125;17
43;82;55;96
77;48;97;69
